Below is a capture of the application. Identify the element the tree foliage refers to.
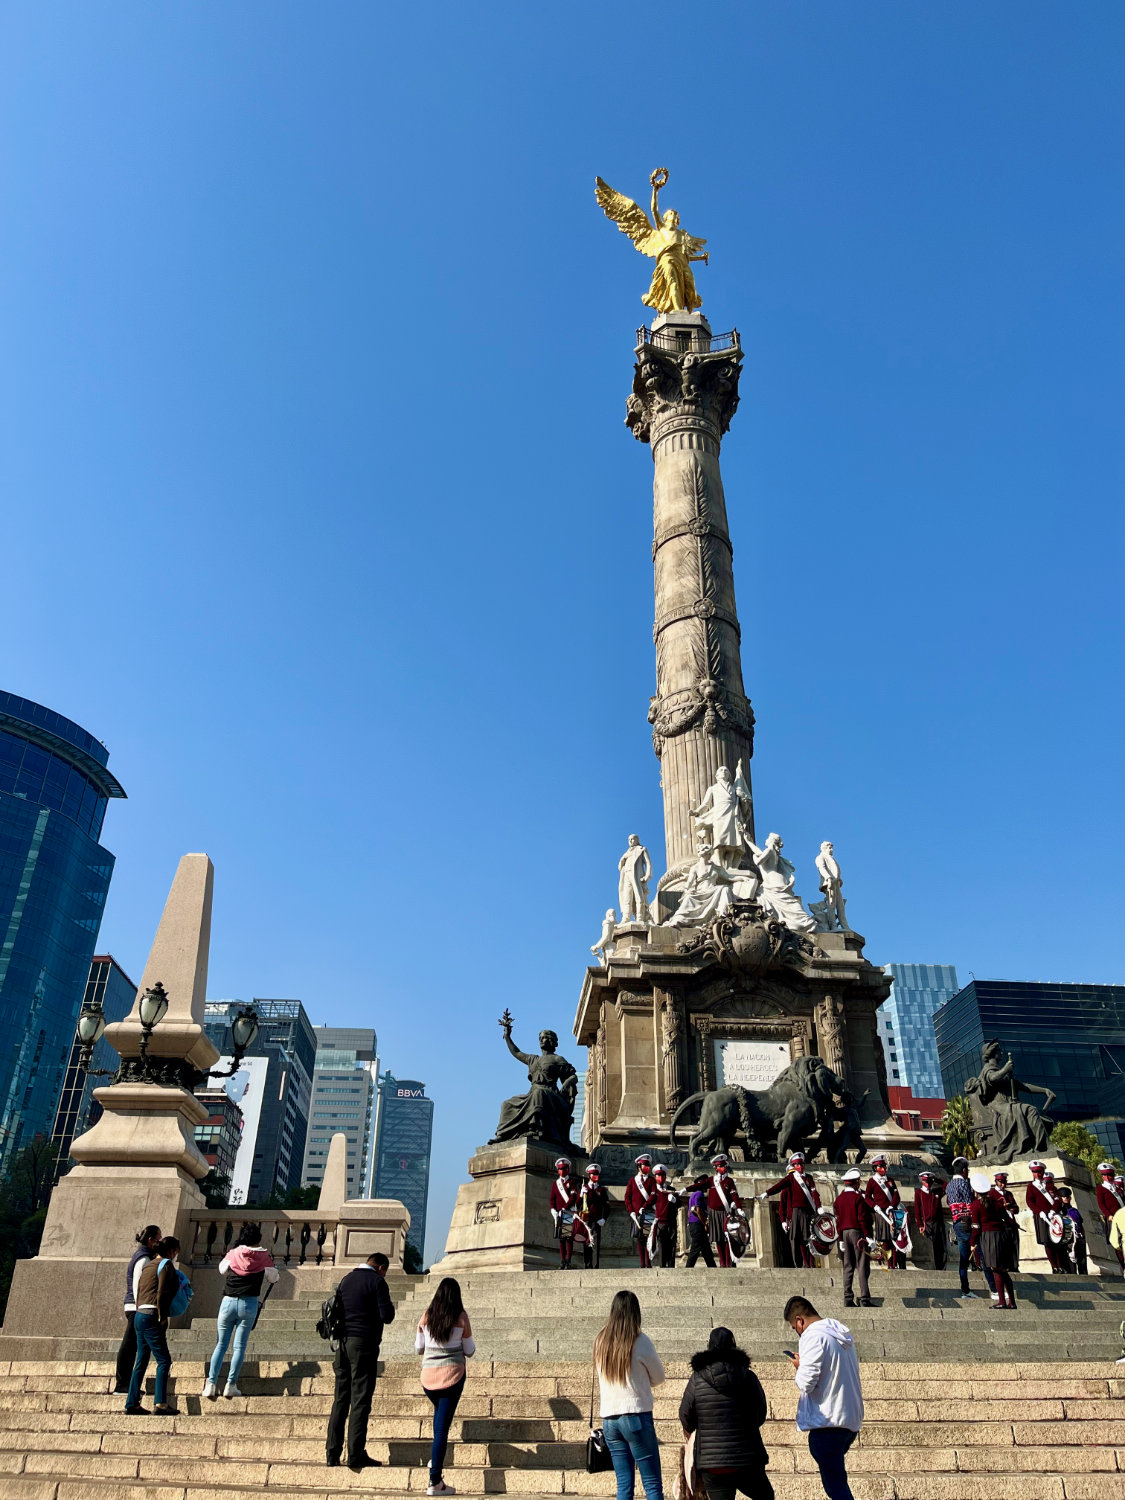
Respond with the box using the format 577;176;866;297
0;1136;61;1318
1050;1121;1120;1175
940;1095;978;1161
199;1168;231;1209
403;1240;423;1274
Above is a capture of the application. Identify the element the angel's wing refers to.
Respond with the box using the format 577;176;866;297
682;233;707;256
595;177;659;255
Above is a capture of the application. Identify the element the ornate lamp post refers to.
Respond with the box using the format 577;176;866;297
75;983;260;1087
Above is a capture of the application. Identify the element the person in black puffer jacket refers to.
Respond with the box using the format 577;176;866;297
679;1328;773;1500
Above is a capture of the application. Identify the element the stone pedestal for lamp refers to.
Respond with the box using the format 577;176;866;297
3;854;219;1340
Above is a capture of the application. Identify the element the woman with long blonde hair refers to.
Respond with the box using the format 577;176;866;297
593;1290;665;1500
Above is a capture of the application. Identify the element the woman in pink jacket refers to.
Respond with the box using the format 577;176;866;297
202;1223;280;1399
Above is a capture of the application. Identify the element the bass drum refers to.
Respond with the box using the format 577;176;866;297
1046;1211;1066;1245
807;1212;839;1258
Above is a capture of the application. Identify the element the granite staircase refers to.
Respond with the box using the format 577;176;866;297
0;1267;1120;1500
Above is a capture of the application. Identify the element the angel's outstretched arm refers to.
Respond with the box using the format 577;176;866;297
651;180;661;228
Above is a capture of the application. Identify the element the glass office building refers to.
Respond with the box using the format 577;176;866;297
51;954;136;1171
934;979;1125;1123
877;964;960;1098
202;998;316;1204
0;692;126;1172
373;1074;433;1261
301;1026;379;1199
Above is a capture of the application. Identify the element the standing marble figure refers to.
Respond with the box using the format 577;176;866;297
691;765;753;870
812;842;850;933
618;835;652;925
490;1010;577;1148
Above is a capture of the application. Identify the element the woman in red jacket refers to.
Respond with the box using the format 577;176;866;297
968;1173;1017;1309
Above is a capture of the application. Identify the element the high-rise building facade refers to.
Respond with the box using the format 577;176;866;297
193;1089;244;1182
373;1074;433;1260
877;964;959;1097
0;692;126;1171
934;979;1125;1125
202;998;316;1204
301;1026;379;1199
51;954;136;1170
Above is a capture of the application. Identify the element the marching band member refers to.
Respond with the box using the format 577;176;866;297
650;1165;682;1268
549;1157;582;1270
1096;1163;1124;1270
1026;1160;1066;1273
833;1167;873;1307
993;1171;1020;1272
865;1155;905;1269
684;1174;717;1269
707;1155;745;1268
912;1171;947;1271
759;1152;821;1270
1043;1172;1075;1273
968;1172;1017;1309
1058;1187;1088;1275
578;1164;609;1269
624;1153;658;1268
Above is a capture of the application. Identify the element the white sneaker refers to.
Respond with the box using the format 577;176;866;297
202;1380;219;1401
427;1484;456;1496
957;1291;979;1299
223;1383;241;1399
990;1293;1001;1304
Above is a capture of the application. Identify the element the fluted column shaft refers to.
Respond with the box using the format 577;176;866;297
627;315;755;872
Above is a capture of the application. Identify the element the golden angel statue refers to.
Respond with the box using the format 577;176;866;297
595;167;709;315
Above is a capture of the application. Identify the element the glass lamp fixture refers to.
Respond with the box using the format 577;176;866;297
231;1008;260;1054
138;982;170;1030
77;1006;107;1049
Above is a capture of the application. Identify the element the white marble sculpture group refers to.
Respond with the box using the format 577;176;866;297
591;768;853;962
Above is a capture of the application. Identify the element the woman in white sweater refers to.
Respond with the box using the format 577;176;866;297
594;1290;665;1500
415;1277;475;1497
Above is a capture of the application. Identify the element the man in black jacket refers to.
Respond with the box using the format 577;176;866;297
678;1326;773;1500
326;1252;396;1471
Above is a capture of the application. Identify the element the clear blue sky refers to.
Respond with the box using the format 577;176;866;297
2;4;1122;1261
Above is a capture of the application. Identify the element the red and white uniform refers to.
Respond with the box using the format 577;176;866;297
866;1167;904;1267
707;1166;745;1268
762;1170;822;1225
912;1181;945;1235
625;1168;659;1267
833;1181;872;1235
1026;1174;1065;1272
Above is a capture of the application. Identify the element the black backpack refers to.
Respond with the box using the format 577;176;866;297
316;1287;346;1344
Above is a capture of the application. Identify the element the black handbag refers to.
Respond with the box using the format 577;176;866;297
586;1364;614;1474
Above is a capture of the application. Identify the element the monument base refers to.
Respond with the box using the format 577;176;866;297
2;1163;206;1340
431;1139;591;1274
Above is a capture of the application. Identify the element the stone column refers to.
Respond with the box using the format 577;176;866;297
628;312;755;874
2;854;220;1340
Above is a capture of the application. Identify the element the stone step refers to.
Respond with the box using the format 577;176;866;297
0;1464;1120;1499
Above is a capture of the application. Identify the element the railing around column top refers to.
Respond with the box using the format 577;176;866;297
637;325;740;354
186;1208;338;1268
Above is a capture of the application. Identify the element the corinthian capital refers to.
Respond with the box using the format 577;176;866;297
626;334;743;446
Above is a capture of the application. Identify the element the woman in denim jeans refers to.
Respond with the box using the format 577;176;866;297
203;1223;280;1400
594;1290;665;1500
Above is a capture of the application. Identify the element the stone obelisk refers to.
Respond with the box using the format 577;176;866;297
2;854;219;1339
628;312;755;895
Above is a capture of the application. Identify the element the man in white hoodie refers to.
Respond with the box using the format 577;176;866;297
783;1296;863;1500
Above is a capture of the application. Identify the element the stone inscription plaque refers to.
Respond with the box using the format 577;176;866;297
714;1038;791;1091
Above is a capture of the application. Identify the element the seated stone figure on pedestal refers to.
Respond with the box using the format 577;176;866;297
490;1009;578;1149
664;837;759;929
964;1039;1056;1166
750;833;817;936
